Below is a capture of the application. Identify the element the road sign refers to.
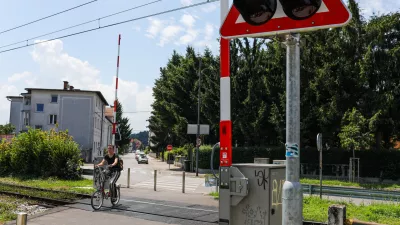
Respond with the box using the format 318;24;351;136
187;124;210;135
317;133;323;151
220;0;352;39
167;145;172;151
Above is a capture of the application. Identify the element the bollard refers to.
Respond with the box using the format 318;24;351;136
182;171;185;193
127;168;130;188
328;205;346;225
154;170;157;191
16;212;27;225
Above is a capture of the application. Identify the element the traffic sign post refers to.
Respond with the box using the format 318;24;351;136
317;133;323;199
167;145;172;151
218;1;352;225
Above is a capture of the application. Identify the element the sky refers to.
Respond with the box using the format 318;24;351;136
0;0;399;133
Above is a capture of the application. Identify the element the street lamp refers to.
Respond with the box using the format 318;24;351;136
195;59;215;177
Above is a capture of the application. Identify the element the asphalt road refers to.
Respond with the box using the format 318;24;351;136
20;196;218;225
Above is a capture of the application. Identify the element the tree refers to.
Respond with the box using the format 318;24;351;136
338;108;374;157
115;101;132;153
130;131;149;146
0;123;15;134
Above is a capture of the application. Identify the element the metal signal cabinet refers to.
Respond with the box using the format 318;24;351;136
230;164;286;225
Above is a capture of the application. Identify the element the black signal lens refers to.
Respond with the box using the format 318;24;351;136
279;0;322;20
233;0;277;26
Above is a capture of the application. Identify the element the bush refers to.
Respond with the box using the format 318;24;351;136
2;128;83;179
0;140;12;175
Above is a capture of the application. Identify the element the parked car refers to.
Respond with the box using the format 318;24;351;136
135;150;142;160
137;153;148;164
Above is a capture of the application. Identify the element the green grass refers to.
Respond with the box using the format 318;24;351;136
0;176;94;195
0;195;38;224
209;191;219;200
303;196;400;225
301;178;400;190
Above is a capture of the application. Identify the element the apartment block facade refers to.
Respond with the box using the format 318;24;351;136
6;81;113;162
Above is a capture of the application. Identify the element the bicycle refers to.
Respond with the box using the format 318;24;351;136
91;166;121;210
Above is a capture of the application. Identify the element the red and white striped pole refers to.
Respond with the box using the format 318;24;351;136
219;0;231;167
112;34;121;154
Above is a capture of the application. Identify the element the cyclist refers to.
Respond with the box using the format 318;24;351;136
95;144;121;198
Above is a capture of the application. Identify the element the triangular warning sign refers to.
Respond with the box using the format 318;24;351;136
220;0;352;39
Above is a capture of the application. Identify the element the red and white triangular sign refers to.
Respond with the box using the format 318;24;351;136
220;0;352;39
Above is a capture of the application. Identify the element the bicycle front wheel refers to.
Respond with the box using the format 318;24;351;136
111;186;120;206
91;190;104;210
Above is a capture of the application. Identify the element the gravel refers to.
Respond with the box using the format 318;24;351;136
13;202;51;216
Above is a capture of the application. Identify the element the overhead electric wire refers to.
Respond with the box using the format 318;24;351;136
0;0;162;49
0;0;99;35
0;0;218;54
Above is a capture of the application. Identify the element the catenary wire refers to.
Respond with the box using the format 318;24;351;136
0;0;99;35
0;0;162;49
0;0;219;54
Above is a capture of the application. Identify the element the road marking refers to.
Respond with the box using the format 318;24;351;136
132;176;203;192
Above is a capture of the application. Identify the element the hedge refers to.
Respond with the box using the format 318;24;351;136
195;145;400;180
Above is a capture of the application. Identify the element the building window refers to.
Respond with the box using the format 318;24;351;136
51;95;58;103
49;115;57;124
25;99;30;105
35;125;43;130
36;103;44;112
23;111;30;126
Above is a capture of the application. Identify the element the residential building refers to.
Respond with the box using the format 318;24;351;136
6;81;113;162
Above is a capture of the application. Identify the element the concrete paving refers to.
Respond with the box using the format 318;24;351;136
12;208;177;225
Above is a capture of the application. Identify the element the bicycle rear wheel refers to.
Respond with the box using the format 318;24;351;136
91;190;104;210
111;185;120;206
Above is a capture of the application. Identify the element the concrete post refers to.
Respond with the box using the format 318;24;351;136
328;205;346;225
182;171;185;193
127;168;130;188
154;170;157;191
16;212;27;225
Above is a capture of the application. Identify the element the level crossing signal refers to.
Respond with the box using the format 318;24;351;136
221;0;351;39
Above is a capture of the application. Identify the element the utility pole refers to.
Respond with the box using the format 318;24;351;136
282;33;302;225
196;58;202;177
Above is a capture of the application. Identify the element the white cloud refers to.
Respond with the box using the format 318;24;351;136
159;25;183;46
180;0;192;6
146;18;164;38
196;23;216;48
180;14;196;27
8;71;31;82
178;29;199;45
201;2;218;13
0;39;153;131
